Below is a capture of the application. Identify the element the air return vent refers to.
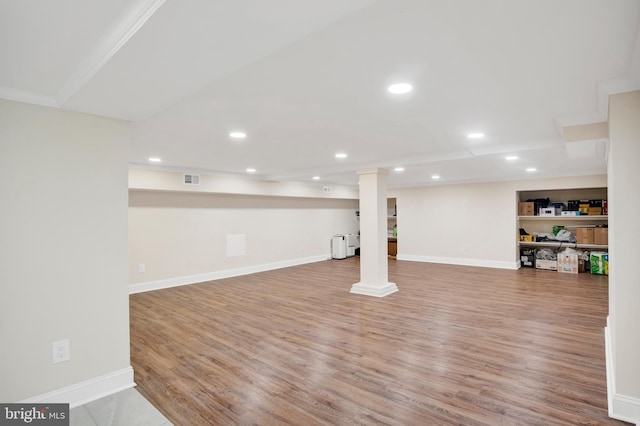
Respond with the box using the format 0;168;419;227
183;174;200;185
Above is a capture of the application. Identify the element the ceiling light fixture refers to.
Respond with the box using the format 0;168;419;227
387;83;413;94
335;153;348;159
229;132;246;139
246;168;256;173
312;176;320;180
394;167;405;172
432;175;441;180
148;157;162;162
505;155;518;160
467;132;485;139
526;167;537;172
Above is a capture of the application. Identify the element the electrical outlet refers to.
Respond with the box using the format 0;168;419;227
52;339;70;364
138;263;146;273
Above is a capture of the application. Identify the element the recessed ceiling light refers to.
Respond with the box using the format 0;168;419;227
526;167;537;172
246;168;256;173
394;167;405;172
335;153;348;159
505;155;518;160
312;176;320;180
148;157;162;162
467;132;485;139
229;132;246;139
387;83;413;94
432;175;441;180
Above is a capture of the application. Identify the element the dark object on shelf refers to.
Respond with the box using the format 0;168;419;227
526;198;550;215
520;248;536;268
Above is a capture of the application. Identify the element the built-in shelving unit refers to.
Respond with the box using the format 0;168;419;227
388;198;397;257
517;187;608;253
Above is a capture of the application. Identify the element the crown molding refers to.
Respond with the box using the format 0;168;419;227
56;0;166;106
0;86;58;108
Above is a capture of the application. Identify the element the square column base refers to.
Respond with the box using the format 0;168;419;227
350;282;398;297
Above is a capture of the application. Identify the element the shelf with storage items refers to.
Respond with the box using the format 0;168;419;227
517;188;607;237
517;187;608;270
518;241;608;250
517;215;608;222
388;198;397;256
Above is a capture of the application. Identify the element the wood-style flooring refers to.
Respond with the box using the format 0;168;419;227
130;258;627;425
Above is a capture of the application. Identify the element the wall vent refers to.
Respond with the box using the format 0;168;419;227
323;186;332;193
183;174;200;185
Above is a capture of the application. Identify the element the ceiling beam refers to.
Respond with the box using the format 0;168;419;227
56;0;166;106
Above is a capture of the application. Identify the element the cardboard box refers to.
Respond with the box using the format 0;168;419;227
518;202;535;216
539;207;555;216
557;253;579;274
576;228;594;245
588;207;602;215
519;235;534;242
536;260;558;271
520;248;535;268
578;200;590;215
594;228;608;245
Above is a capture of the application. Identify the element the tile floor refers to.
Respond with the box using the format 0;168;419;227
70;388;171;426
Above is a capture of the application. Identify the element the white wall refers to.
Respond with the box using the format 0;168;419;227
607;90;640;423
0;100;131;403
393;174;607;269
129;189;359;289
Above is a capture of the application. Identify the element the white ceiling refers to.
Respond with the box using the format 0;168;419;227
2;0;639;188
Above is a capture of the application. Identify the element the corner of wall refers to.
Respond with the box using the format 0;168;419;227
605;322;640;424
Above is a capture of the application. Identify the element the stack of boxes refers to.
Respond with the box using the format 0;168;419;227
518;199;607;217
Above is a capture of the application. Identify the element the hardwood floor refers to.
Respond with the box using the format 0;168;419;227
130;258;627;425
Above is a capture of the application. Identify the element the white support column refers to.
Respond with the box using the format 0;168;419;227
351;168;398;297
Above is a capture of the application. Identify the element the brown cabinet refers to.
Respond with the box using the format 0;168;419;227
388;239;397;257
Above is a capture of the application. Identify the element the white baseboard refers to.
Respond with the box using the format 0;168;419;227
130;254;330;294
350;282;398;297
396;254;519;270
20;366;135;409
605;324;640;425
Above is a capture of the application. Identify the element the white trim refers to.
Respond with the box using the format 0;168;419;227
396;254;519;270
605;322;615;417
350;282;398;297
0;86;58;108
605;325;640;425
20;366;134;409
56;0;166;105
129;254;330;294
